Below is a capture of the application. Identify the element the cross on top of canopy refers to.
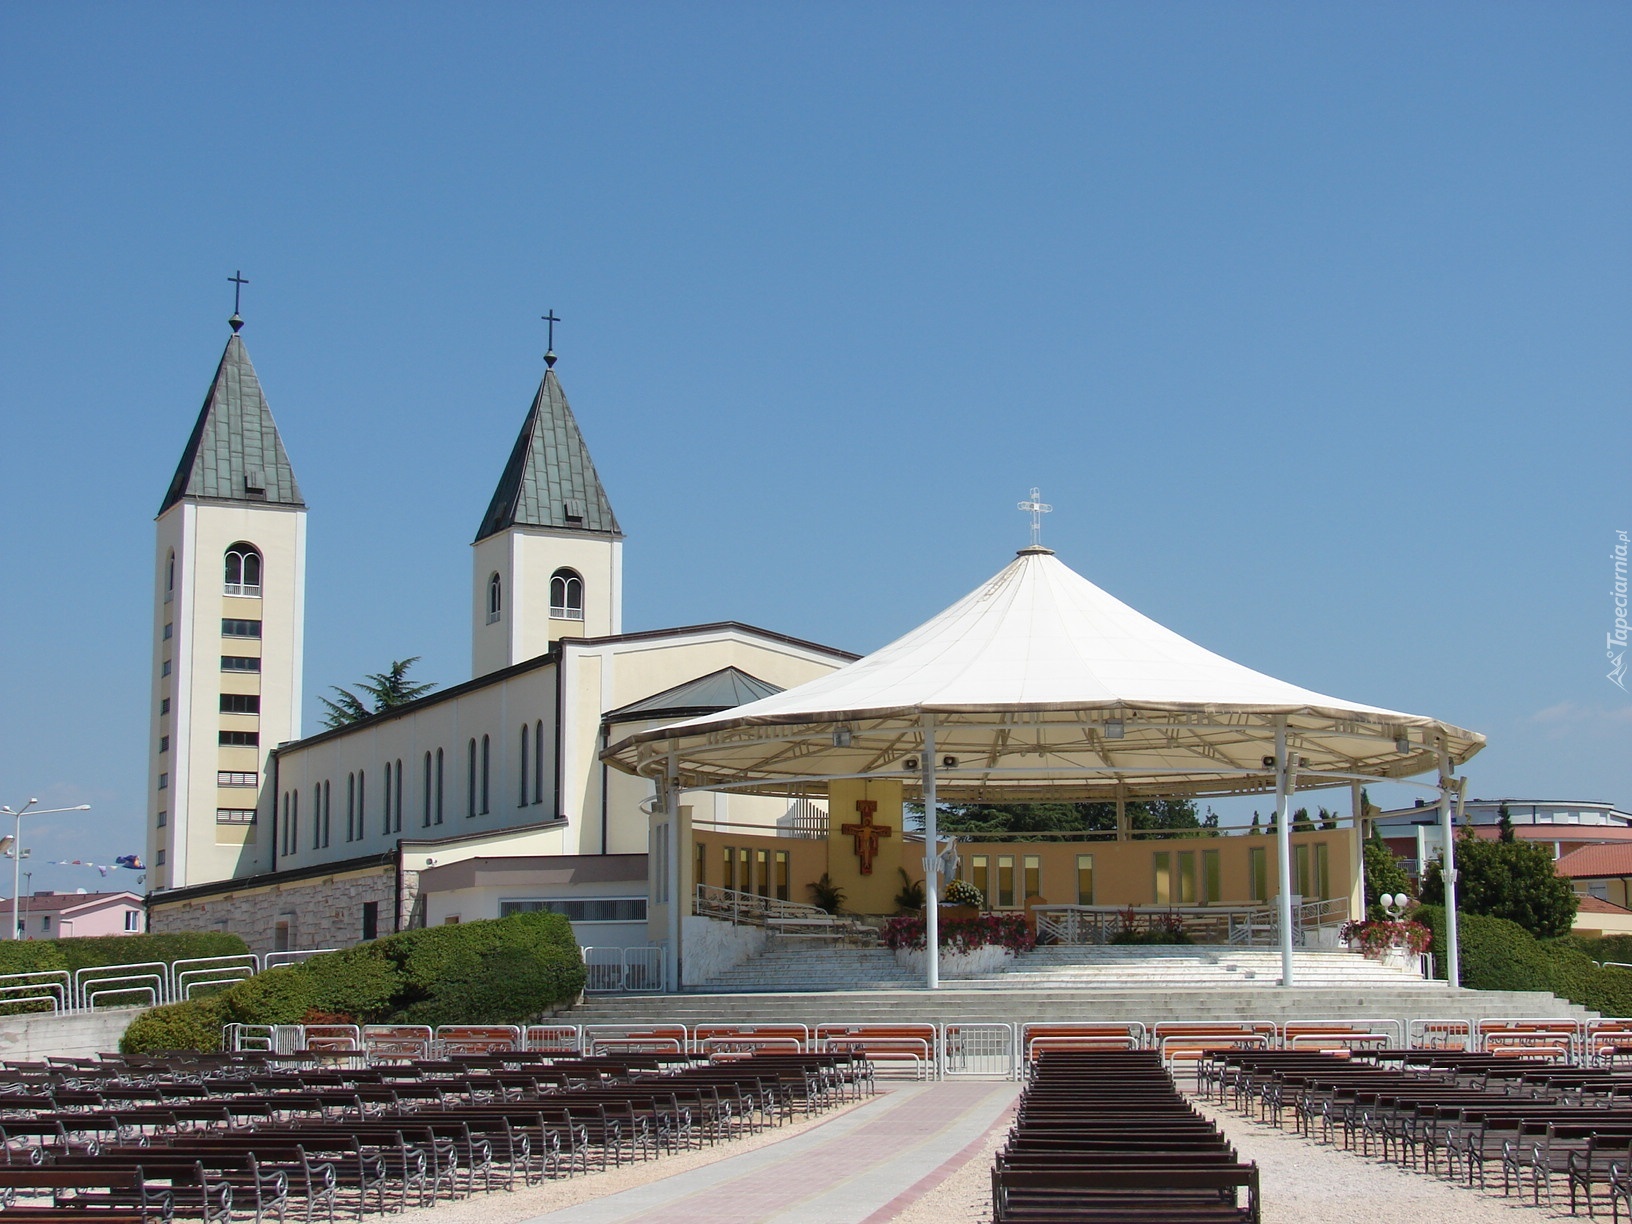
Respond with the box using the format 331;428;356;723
603;547;1483;800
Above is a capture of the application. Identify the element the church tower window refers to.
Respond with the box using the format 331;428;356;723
486;572;502;624
224;544;262;597
549;569;583;620
165;551;175;602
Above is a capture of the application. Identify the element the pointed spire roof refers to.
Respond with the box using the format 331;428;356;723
475;366;621;543
159;329;304;514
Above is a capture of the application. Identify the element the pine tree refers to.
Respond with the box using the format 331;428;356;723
1498;802;1516;844
319;658;437;729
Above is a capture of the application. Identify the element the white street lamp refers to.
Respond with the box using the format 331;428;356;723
0;799;91;939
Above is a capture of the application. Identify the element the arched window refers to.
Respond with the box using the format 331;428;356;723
480;734;491;814
549;569;583;620
165;551;175;602
486;572;502;624
224;543;262;597
519;727;529;807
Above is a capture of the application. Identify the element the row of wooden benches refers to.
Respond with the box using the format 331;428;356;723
991;1050;1259;1224
0;1051;868;1224
1205;1048;1632;1220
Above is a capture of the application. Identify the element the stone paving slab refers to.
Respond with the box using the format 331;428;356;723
521;1079;1020;1224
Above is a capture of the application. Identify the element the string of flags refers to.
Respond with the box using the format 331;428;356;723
48;855;144;878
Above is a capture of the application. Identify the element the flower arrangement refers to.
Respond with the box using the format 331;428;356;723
1108;906;1192;945
881;911;1035;955
1340;919;1431;957
943;879;984;908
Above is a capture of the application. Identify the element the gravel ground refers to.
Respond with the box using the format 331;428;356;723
1195;1097;1576;1224
381;1092;881;1224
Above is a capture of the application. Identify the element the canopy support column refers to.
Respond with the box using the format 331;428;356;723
664;755;681;994
1275;722;1296;987
1115;787;1128;842
1438;741;1461;990
922;719;939;991
1352;779;1367;920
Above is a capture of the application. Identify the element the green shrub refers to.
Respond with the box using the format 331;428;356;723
119;998;228;1054
1415;905;1632;1015
220;967;319;1026
0;942;68;976
299;944;404;1021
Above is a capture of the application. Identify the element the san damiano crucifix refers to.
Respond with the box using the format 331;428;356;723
841;800;892;875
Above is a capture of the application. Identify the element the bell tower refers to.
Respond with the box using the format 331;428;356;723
149;296;306;891
472;334;623;676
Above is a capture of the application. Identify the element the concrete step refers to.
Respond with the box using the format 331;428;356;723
568;985;1590;1027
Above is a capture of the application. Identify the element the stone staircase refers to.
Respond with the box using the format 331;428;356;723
567;937;1592;1028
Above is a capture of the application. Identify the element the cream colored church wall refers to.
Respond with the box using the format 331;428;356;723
150;501;304;892
271;662;565;869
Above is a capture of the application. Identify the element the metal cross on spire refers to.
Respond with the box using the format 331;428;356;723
542;309;560;368
228;270;249;332
1018;487;1053;548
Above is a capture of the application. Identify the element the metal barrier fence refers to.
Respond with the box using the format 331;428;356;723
581;946;665;993
0;950;338;1015
219;1013;1627;1079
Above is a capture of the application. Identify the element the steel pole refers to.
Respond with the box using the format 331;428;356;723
922;719;938;991
1275;724;1295;986
1438;743;1461;990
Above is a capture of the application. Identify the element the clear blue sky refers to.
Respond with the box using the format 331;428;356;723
2;3;1628;892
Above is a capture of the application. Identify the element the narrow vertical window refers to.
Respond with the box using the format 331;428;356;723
435;748;444;824
1176;850;1196;904
1248;847;1268;902
970;855;989;905
695;841;707;888
356;770;365;840
394;759;403;833
312;785;322;849
486;572;502;624
480;734;491;814
1202;849;1221;903
722;845;734;891
1023;855;1041;902
1075;854;1094;905
519;727;529;807
382;762;392;833
346;774;355;841
467;738;477;817
165;550;175;601
422;753;432;828
1294;844;1311;899
775;850;790;901
534;720;544;803
755;849;770;898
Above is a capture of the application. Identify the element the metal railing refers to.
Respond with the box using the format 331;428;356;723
1032;898;1351;948
582;945;665;994
220;1012;1623;1078
693;884;870;938
0;949;338;1016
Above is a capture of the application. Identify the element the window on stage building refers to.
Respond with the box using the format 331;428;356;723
996;855;1016;908
755;849;770;899
1248;846;1268;902
549;569;583;620
1153;852;1172;906
775;851;789;901
1202;849;1221;904
970;855;989;906
1023;855;1041;902
1075;854;1094;905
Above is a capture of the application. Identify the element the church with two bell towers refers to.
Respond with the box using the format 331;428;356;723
146;297;854;956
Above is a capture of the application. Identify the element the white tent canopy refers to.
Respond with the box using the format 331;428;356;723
605;547;1483;798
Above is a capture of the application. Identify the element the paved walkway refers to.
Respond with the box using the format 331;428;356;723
523;1079;1019;1224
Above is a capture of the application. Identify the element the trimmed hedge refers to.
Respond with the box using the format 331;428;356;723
121;911;584;1054
1416;905;1632;1016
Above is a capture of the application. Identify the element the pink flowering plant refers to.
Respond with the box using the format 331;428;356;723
1340;918;1431;957
881;912;1036;955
